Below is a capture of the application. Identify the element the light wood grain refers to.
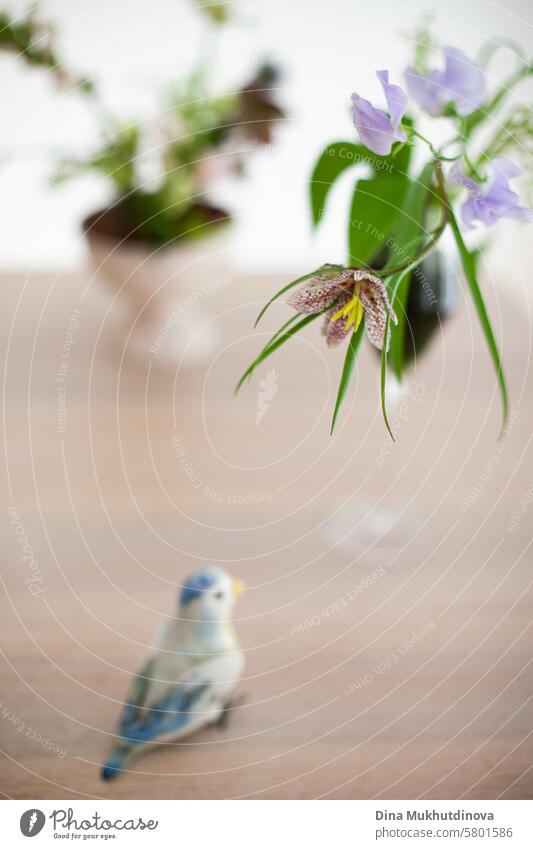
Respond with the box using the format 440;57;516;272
1;267;532;799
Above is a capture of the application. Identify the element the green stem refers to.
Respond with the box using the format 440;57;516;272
408;127;439;158
409;129;460;163
441;186;509;433
461;62;533;136
463;152;484;182
473;109;532;169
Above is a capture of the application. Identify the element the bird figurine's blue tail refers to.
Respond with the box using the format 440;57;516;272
101;744;133;781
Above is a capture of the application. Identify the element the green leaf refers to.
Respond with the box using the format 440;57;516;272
310;142;367;227
260;312;302;350
386;162;435;381
348;174;409;267
254;264;343;327
380;267;413;439
238;313;300;389
380;315;394;442
330;319;366;434
236;312;322;393
448;207;509;431
309;140;412;228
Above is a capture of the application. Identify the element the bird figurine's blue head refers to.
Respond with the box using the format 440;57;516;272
179;566;245;621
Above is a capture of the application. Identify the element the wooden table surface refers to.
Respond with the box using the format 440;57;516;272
1;263;532;800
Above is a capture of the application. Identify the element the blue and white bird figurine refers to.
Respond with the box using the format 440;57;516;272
102;566;245;780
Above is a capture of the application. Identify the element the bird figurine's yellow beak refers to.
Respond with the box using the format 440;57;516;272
232;576;246;598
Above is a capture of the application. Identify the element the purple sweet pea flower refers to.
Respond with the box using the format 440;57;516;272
405;47;486;117
351;70;408;156
449;158;533;229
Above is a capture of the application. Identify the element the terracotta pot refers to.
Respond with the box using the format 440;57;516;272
83;204;232;367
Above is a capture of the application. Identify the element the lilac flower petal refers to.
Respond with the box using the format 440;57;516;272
351;94;397;156
490;158;522;181
505;205;533;223
441;47;486;116
460;196;482;230
405;46;486;117
376;70;408;133
448;160;478;192
405;66;443;116
486;176;522;213
454;157;533;229
351;71;407;156
485;160;533;223
487;158;525;210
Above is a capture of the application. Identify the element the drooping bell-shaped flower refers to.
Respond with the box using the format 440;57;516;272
287;265;354;314
405;47;486;117
288;267;397;351
449;158;533;229
351;70;408;156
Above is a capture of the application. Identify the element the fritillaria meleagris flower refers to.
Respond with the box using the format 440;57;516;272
288;267;398;351
405;47;486;117
351;70;408;156
449;158;533;229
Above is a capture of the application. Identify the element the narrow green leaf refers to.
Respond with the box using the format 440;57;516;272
241;313;301;388
330;319;366;434
254;265;343;327
380;314;394;442
236;312;322;393
348;174;409;267
261;312;301;349
448;207;509;431
379;267;413;439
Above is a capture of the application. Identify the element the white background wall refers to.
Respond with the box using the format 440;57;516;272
1;0;532;271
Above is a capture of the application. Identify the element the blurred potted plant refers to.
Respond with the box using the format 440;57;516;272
77;61;283;365
0;4;284;364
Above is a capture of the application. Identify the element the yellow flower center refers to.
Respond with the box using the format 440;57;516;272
331;284;363;332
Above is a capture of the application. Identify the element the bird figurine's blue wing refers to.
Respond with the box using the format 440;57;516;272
116;658;156;734
122;680;211;743
101;566;246;780
103;679;212;780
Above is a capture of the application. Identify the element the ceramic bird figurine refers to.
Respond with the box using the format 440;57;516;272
102;566;245;780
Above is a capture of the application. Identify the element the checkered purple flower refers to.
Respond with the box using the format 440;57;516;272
288;267;397;351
